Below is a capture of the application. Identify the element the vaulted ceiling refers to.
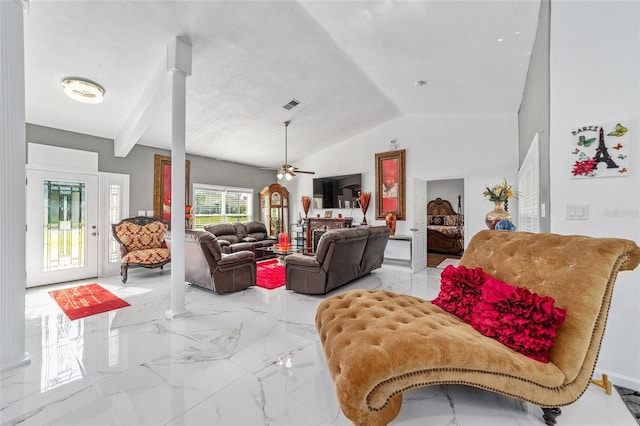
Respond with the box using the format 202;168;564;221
24;0;541;169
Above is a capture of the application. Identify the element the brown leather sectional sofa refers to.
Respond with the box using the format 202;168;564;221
204;221;276;260
166;229;256;294
285;226;391;295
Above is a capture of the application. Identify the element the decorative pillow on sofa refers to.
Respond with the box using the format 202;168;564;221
470;278;567;363
429;215;445;226
432;265;489;323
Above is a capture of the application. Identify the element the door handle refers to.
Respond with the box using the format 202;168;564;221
91;225;97;229
91;232;97;236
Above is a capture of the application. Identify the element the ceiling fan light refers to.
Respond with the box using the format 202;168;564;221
277;171;284;180
62;78;105;104
285;172;293;181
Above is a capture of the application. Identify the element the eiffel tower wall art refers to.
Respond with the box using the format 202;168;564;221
570;121;631;179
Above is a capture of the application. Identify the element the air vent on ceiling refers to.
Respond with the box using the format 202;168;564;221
282;99;301;110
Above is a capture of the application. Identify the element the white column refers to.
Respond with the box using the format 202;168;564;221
166;37;191;319
0;0;30;372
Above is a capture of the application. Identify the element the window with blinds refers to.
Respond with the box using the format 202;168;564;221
517;134;540;233
192;184;253;229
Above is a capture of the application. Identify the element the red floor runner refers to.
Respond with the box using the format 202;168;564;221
256;259;286;290
49;283;130;320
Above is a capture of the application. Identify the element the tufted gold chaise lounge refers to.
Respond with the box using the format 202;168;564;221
315;230;640;425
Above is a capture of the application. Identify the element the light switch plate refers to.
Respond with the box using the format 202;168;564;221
566;204;588;220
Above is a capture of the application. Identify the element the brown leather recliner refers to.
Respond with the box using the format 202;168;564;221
285;226;390;295
166;229;256;294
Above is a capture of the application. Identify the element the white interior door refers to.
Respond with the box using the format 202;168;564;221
26;169;99;287
412;178;427;272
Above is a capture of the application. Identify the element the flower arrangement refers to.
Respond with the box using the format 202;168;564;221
483;178;516;203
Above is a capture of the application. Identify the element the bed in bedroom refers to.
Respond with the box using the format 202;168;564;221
427;196;464;255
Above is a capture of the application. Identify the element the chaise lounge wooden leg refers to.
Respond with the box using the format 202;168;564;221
542;407;561;425
121;265;128;283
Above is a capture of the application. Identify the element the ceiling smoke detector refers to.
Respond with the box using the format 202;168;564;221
62;78;105;104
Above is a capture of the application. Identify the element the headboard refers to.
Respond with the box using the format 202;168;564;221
427;197;457;216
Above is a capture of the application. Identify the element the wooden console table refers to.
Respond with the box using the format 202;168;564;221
304;217;353;251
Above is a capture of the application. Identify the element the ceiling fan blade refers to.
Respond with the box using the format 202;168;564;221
294;170;315;174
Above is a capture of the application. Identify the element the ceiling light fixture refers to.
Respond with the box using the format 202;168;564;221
62;78;105;104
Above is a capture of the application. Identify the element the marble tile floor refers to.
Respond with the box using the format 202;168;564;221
1;265;637;426
616;386;640;425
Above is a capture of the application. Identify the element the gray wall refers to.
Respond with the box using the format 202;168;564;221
26;124;278;219
518;0;550;232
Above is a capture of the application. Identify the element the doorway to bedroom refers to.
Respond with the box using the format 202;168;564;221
426;177;465;268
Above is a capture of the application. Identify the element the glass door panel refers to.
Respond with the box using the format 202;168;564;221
43;180;87;271
99;172;130;277
27;169;98;287
108;184;122;263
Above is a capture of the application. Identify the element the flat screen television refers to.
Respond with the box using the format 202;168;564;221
313;173;362;209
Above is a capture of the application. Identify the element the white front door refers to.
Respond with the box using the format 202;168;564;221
26;169;99;287
411;177;427;272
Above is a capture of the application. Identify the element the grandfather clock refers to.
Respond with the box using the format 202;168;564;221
260;183;289;236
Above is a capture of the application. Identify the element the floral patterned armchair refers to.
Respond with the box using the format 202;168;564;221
111;216;171;283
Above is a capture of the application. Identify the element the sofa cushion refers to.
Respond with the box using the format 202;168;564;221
317;290;567;393
115;221;168;251
234;222;248;240
471;277;567;363
121;247;170;264
432;265;489;323
244;220;269;240
205;223;240;244
315;228;368;264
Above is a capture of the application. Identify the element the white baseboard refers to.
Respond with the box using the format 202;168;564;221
594;368;640;392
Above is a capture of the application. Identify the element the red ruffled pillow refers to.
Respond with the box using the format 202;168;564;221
470;277;567;363
432;265;490;323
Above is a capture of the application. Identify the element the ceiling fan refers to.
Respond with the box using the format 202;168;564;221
277;121;315;181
